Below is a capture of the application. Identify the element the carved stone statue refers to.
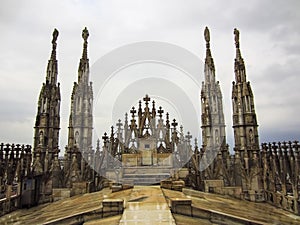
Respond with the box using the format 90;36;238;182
234;28;239;46
82;27;89;41
204;26;210;43
39;131;44;145
52;28;59;44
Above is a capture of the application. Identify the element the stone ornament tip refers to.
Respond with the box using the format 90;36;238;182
52;28;59;43
82;27;89;41
234;28;240;47
204;26;210;43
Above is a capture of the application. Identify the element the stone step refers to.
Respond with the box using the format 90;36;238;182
121;176;170;185
121;166;172;185
123;167;172;175
123;173;170;178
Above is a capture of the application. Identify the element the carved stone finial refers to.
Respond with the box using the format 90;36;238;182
51;29;59;61
116;119;123;130
96;139;100;150
130;107;137;117
82;27;89;41
234;28;240;47
52;28;59;44
143;94;151;105
102;132;108;142
158;106;164;118
81;27;89;62
171;119;178;129
204;26;210;43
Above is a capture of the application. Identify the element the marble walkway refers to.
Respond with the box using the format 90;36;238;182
119;186;176;224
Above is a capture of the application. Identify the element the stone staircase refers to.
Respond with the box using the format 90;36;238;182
121;166;172;185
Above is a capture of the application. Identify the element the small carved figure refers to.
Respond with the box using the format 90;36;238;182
39;131;44;145
249;129;254;144
52;28;59;44
204;26;210;43
75;131;79;145
234;28;239;45
82;27;89;41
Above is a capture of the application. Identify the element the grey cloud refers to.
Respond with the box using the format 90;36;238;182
231;0;300;31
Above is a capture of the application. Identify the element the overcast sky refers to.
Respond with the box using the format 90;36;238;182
0;0;299;152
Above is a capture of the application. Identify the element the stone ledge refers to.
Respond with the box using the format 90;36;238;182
170;198;192;216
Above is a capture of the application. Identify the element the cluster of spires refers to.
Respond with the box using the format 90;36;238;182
24;26;300;216
45;25;247;153
204;26;245;81
42;25;249;154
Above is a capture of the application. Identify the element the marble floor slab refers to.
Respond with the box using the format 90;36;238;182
119;186;176;225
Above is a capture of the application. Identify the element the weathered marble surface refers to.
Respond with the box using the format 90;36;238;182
163;188;300;225
119;186;176;224
0;188;129;225
1;186;300;225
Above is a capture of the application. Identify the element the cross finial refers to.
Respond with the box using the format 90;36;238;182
130;106;136;117
158;106;164;118
185;131;192;141
102;132;108;142
143;94;150;105
171;119;178;129
116;119;123;130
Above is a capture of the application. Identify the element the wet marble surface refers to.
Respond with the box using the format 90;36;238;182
163;188;300;225
84;215;122;225
119;186;176;225
0;188;127;225
1;186;300;225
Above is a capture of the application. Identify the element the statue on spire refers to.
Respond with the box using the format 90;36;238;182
82;27;89;42
234;28;240;47
81;27;89;62
52;28;59;44
204;26;210;43
204;26;214;71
